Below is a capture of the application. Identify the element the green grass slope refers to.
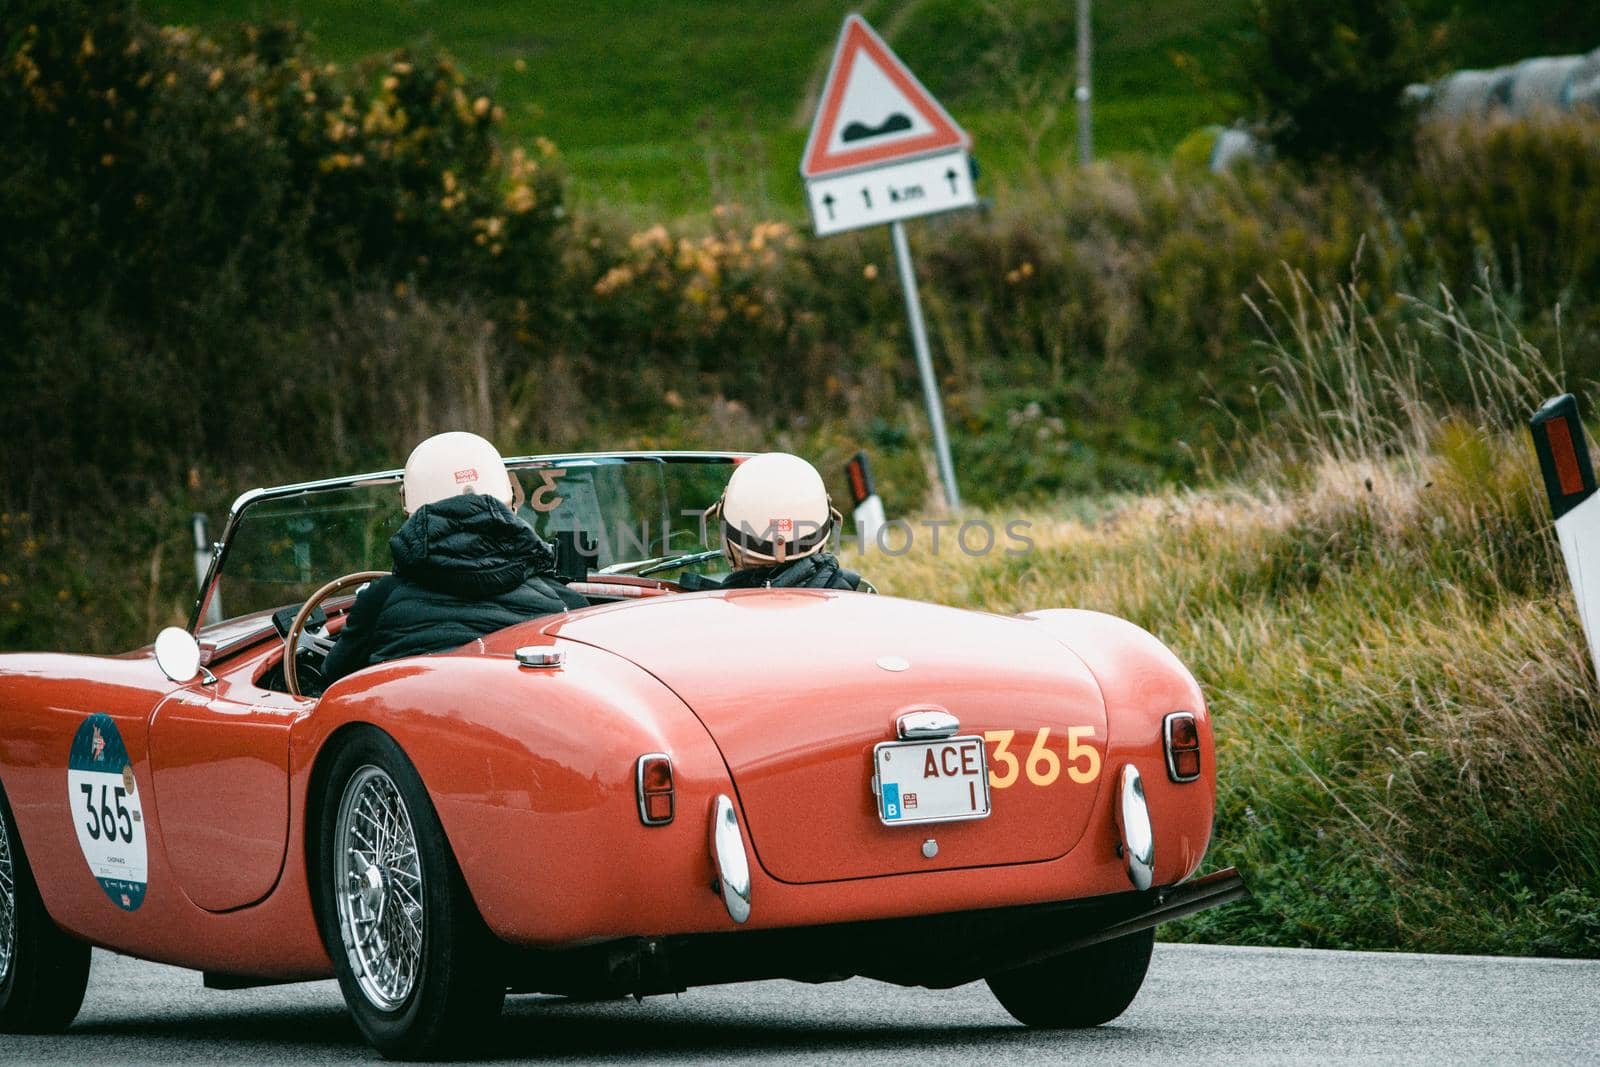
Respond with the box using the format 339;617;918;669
143;0;1600;216
143;0;1253;215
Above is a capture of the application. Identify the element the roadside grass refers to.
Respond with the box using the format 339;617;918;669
864;279;1600;955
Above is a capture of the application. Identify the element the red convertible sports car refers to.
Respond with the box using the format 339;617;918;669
0;452;1243;1059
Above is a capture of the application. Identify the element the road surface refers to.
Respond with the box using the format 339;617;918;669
2;943;1596;1064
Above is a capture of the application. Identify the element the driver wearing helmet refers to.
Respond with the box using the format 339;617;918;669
321;431;586;687
709;452;872;591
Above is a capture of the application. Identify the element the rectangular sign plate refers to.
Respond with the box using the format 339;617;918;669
873;734;991;826
805;149;977;237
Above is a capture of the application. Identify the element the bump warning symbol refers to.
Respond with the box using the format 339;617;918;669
801;14;970;180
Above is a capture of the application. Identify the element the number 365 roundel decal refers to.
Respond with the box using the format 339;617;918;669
67;713;148;911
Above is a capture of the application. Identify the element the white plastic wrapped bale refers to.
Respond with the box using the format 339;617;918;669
1208;127;1261;173
1569;73;1600;112
1564;48;1600;112
1504;55;1587;115
1430;68;1513;119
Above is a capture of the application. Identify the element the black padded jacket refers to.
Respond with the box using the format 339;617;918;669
716;552;866;591
321;494;586;686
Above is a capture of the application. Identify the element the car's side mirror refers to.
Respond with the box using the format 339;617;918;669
154;626;205;684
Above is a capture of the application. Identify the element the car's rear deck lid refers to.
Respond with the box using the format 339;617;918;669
523;590;1110;884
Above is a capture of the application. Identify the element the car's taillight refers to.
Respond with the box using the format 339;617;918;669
1164;712;1201;782
636;754;675;825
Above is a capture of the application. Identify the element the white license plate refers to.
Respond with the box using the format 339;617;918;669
873;735;991;826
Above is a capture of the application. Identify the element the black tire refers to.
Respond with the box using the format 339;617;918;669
986;927;1155;1028
313;728;504;1060
0;779;92;1033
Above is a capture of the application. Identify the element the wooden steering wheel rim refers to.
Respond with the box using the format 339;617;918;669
284;570;390;698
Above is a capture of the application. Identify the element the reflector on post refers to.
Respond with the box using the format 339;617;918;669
1529;394;1597;520
845;452;873;509
1530;393;1600;683
844;451;887;551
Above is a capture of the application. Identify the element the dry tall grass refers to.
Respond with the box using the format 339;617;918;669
864;277;1600;954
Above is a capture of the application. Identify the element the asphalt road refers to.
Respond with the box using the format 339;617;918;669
1;943;1596;1065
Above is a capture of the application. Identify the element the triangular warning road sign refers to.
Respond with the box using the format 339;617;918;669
801;14;970;179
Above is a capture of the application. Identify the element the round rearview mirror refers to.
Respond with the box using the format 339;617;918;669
153;626;202;683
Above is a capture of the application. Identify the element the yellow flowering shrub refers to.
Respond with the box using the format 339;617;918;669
571;209;831;413
1;0;566;317
0;0;571;568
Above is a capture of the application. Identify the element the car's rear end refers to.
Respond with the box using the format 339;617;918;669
308;584;1241;1038
401;589;1237;991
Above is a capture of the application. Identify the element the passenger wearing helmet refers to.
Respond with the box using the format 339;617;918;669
709;452;872;591
321;432;586;687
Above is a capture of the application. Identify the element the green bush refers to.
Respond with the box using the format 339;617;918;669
1399;117;1600;311
0;0;565;504
1239;0;1429;162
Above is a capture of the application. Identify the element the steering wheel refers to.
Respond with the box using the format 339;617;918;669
284;570;390;698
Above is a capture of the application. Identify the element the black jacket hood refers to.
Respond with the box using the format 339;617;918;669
389;494;556;598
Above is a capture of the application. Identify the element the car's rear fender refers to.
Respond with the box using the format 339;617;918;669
1020;609;1216;884
297;640;739;946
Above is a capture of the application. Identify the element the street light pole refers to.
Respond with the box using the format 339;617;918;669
1076;0;1093;165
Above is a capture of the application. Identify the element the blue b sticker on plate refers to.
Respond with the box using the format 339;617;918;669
881;782;902;821
67;714;148;911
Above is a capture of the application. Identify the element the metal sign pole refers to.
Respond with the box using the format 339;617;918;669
889;219;961;510
1076;0;1093;165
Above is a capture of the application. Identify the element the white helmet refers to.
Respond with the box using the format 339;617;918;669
402;431;518;513
711;453;839;568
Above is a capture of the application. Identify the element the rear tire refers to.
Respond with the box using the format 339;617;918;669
314;728;504;1060
0;780;92;1033
986;927;1155;1028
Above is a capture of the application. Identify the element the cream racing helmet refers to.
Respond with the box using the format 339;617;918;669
402;431;520;513
710;452;841;568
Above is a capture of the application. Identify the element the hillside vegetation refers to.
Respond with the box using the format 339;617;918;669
7;1;1600;652
144;0;1600;214
5;1;1600;957
871;280;1600;955
144;0;1246;214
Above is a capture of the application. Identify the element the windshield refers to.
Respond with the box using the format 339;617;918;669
194;454;741;628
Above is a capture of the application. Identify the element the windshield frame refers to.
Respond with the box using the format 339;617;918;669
187;451;750;634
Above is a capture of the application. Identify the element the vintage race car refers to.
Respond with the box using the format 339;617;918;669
0;452;1242;1059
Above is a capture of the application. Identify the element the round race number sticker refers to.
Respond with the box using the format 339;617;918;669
67;714;148;911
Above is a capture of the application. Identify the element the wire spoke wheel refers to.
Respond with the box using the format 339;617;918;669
0;809;15;987
315;730;504;1057
335;766;425;1012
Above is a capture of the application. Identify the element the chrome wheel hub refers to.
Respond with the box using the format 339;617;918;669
334;766;424;1012
0;812;15;985
358;861;386;913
